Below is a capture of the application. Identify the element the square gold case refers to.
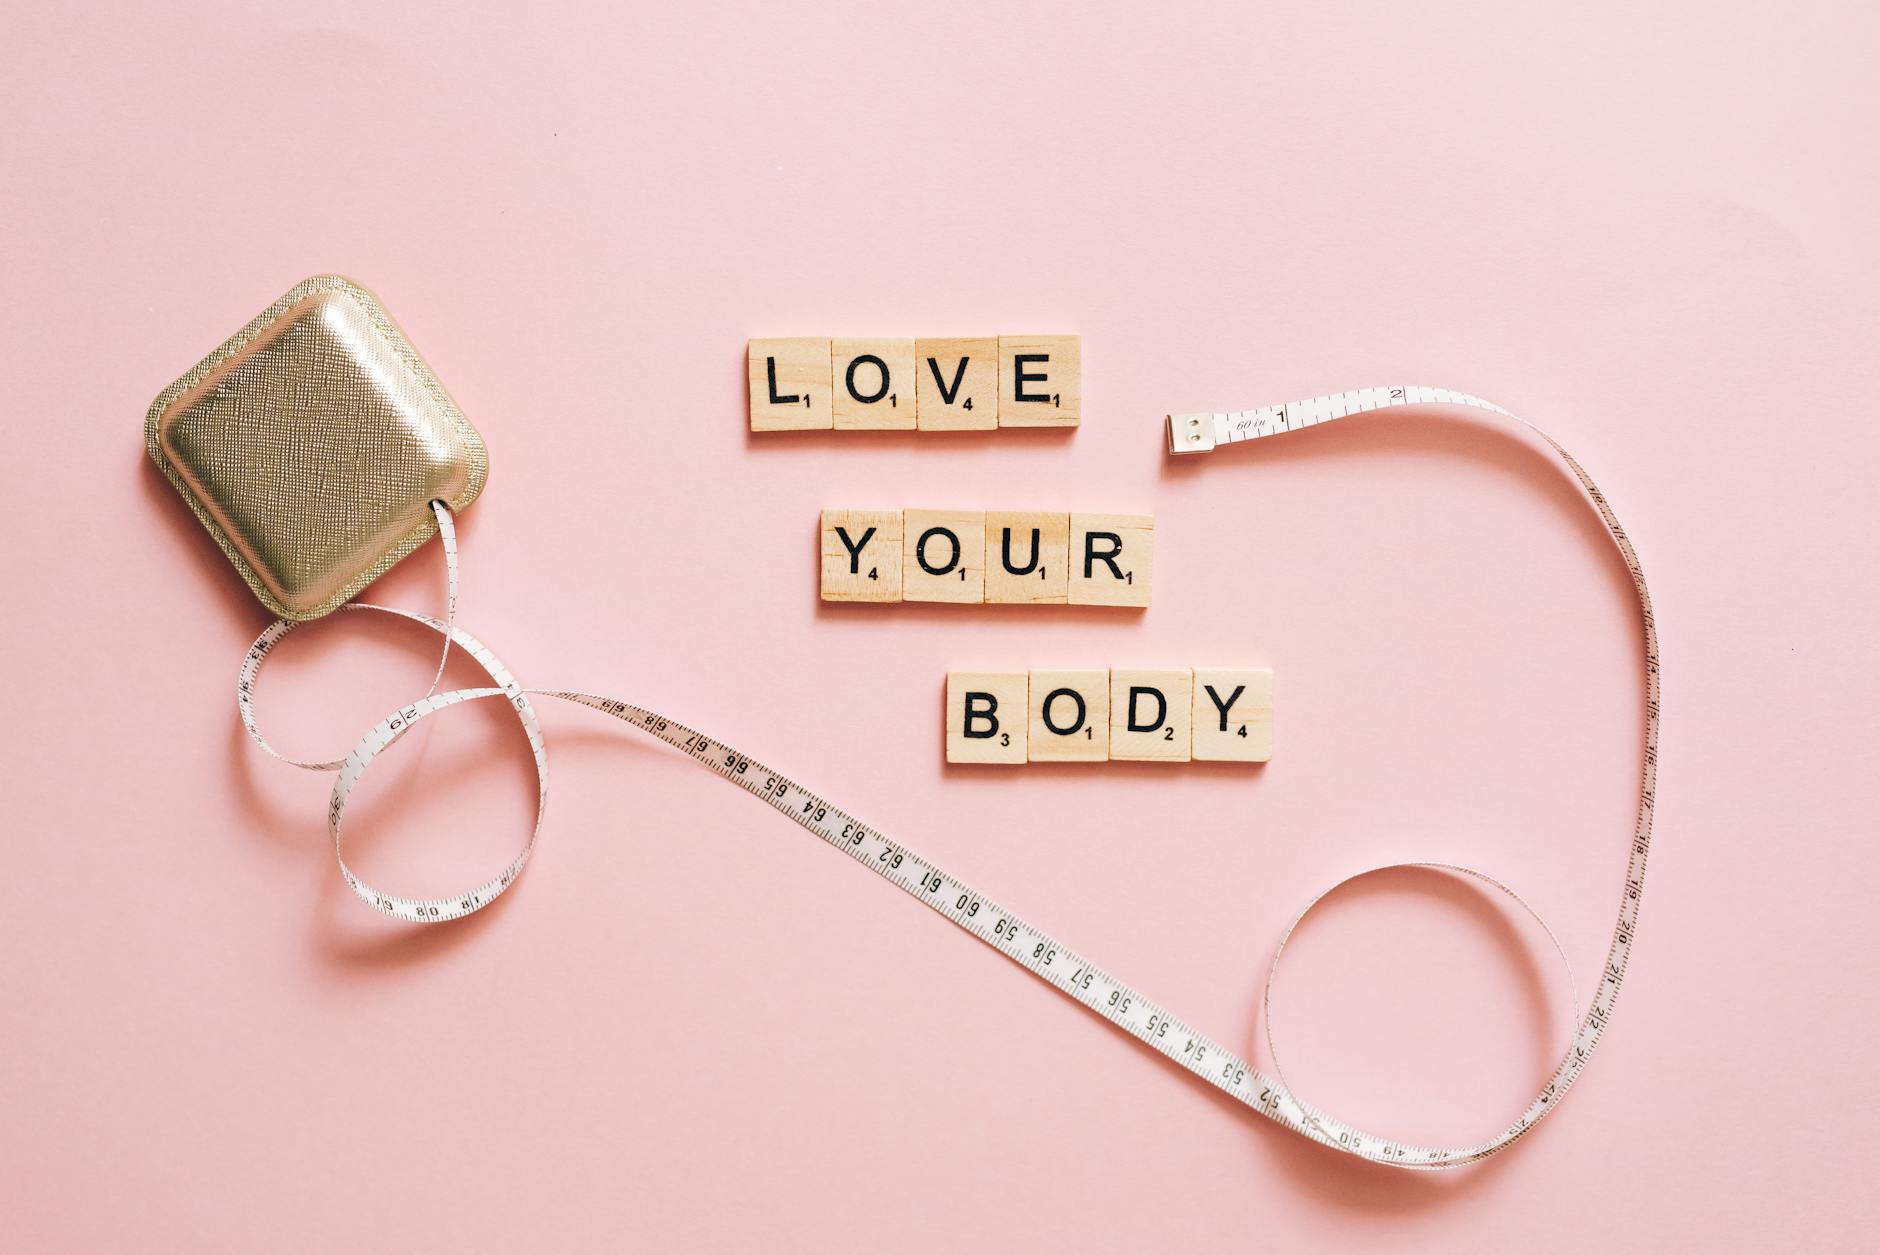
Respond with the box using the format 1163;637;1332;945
146;275;488;620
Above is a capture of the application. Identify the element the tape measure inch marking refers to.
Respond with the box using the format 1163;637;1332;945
237;387;1658;1169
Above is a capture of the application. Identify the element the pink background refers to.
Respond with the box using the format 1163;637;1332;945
3;2;1875;1250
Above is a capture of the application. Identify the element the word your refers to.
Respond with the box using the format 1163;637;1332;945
946;669;1273;764
749;335;1080;431
821;509;1151;607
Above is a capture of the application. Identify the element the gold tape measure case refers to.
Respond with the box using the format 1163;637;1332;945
145;274;487;620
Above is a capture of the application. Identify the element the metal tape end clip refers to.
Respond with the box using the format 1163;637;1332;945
1167;412;1217;454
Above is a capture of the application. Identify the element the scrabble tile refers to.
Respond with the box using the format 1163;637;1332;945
748;338;833;431
1191;668;1274;762
832;337;917;430
1109;669;1192;762
998;334;1081;427
1068;513;1152;607
903;509;986;603
1027;670;1109;762
915;337;998;431
820;509;903;602
946;672;1028;764
984;511;1070;604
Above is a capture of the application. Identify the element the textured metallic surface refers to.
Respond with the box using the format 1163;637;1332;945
146;275;487;620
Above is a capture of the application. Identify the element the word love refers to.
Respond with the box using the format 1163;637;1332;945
749;335;1080;432
946;669;1273;764
821;509;1151;607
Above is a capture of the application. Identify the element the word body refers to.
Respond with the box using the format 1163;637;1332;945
749;335;1080;431
821;509;1151;607
946;669;1273;764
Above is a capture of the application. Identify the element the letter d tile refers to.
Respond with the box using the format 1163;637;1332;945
1109;668;1192;761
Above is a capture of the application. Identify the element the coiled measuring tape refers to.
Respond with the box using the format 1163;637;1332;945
237;386;1658;1169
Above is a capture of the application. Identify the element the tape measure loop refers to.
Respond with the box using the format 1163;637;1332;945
1261;861;1582;1156
239;588;551;924
327;680;547;923
236;619;350;773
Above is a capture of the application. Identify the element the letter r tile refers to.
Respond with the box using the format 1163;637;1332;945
1069;513;1152;607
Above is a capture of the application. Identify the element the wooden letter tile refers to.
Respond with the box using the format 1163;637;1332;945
998;334;1081;427
820;509;903;602
748;338;833;431
832;337;917;430
984;511;1069;604
1027;670;1109;762
946;672;1028;764
1109;668;1192;762
915;337;998;431
903;509;986;603
1191;668;1273;762
1068;513;1152;607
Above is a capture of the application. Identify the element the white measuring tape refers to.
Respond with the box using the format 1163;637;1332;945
236;386;1657;1168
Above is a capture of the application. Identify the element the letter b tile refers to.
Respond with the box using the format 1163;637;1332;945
946;672;1028;764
